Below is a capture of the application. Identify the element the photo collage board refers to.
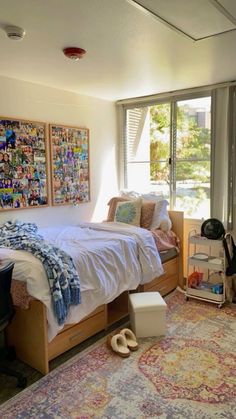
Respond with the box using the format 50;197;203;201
50;124;90;205
0;118;48;210
0;117;90;211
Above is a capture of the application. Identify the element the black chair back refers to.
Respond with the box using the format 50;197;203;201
0;262;15;330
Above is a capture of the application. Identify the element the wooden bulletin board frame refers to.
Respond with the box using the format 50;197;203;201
0;117;49;211
49;124;90;206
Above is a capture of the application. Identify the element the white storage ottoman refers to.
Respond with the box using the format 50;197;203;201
129;292;167;337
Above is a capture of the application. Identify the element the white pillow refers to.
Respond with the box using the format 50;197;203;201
119;190;140;198
150;199;172;231
119;190;164;201
159;217;172;232
139;193;164;202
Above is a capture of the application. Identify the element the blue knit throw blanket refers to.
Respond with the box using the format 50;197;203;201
0;220;81;325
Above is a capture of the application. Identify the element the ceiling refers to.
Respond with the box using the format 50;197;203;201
0;0;236;101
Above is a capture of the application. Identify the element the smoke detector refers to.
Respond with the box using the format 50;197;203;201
5;25;26;41
63;47;86;61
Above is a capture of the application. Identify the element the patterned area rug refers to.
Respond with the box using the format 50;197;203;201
0;290;236;418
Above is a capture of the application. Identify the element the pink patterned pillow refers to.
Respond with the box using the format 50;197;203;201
140;201;155;229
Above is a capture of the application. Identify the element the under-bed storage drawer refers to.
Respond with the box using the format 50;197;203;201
48;305;106;360
141;257;179;296
147;274;178;296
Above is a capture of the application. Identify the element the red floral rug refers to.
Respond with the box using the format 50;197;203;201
0;290;236;418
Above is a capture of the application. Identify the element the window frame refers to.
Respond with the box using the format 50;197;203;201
119;90;212;217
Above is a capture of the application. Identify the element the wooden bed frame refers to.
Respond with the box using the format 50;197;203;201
6;211;184;375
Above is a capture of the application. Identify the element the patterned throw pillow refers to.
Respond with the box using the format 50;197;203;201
106;197;128;222
106;197;155;229
114;199;142;226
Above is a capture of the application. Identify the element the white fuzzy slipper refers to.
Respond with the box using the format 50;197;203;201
107;333;130;358
119;328;139;351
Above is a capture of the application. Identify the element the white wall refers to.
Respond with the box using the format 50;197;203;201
0;76;118;227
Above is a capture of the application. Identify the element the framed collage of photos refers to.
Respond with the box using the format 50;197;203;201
0;117;48;211
50;124;90;205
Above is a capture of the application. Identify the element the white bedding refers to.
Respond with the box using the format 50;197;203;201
0;221;164;341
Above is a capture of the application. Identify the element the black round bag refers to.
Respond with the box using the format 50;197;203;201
201;218;225;240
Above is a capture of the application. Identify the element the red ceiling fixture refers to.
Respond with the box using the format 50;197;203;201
63;47;86;61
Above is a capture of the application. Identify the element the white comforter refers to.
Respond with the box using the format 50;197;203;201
0;222;164;341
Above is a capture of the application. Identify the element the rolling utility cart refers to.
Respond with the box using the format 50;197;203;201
186;230;227;308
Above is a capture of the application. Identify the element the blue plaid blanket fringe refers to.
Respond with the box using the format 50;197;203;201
0;220;81;325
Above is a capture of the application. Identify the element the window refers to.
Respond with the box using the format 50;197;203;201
123;95;211;219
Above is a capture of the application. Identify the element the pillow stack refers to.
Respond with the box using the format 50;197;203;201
107;197;155;228
106;193;172;231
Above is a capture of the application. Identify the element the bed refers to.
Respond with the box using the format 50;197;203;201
2;209;183;375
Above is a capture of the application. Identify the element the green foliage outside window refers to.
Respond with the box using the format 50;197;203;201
150;103;211;184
